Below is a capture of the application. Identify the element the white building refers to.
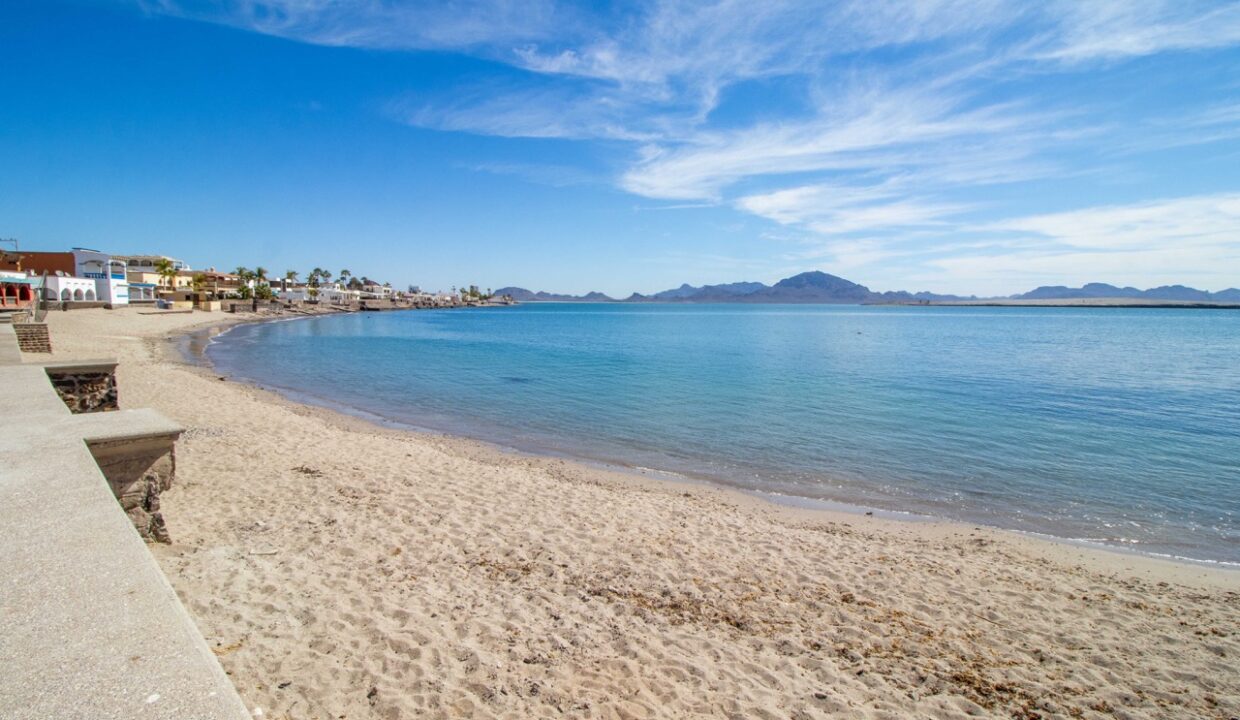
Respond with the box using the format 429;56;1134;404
360;283;393;299
71;248;130;306
116;255;190;273
280;286;361;304
41;275;101;303
128;282;158;302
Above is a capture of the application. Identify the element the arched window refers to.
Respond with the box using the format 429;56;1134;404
73;288;84;301
61;288;70;301
85;289;96;301
19;286;31;302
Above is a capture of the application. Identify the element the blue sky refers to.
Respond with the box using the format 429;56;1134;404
2;1;1239;296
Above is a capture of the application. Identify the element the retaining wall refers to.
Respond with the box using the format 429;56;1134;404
13;322;51;353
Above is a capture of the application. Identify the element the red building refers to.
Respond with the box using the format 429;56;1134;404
0;275;35;310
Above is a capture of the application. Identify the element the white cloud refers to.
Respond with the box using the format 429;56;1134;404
985;192;1240;252
924;193;1240;293
620;88;1043;200
737;182;970;235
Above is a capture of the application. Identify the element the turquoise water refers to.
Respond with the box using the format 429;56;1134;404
207;304;1240;564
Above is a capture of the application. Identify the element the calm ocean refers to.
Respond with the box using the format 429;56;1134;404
207;304;1240;564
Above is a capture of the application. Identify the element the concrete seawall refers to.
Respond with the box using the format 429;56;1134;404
0;319;250;719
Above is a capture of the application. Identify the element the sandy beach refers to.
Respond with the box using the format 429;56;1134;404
33;306;1239;719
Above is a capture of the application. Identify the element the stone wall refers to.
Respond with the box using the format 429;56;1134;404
86;435;178;543
222;299;283;313
14;322;51;353
43;301;111;312
46;365;119;412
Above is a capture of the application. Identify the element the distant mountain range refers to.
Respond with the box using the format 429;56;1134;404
495;272;1240;304
491;288;616;302
497;272;971;304
1013;283;1240;302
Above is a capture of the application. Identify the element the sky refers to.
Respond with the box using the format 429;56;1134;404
2;1;1239;297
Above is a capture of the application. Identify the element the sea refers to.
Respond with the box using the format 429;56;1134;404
205;303;1240;565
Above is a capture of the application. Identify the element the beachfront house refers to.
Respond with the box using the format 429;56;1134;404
0;271;36;312
128;282;158;303
73;249;130;306
187;269;247;298
359;282;393;300
41;275;101;303
10;248;130;306
118;255;193;292
281;285;360;304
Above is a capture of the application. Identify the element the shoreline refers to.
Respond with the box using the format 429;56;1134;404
37;307;1239;719
184;310;1239;575
870;300;1240;309
513;299;1240;309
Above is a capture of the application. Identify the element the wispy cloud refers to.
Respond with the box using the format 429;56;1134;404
621;89;1051;201
389;84;661;142
141;0;1240;291
1036;1;1240;63
141;0;571;50
737;182;971;236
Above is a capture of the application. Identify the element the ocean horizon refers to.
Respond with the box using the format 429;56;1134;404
206;303;1240;565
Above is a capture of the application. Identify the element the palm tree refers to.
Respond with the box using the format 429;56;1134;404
233;267;256;300
320;269;333;286
154;258;178;290
339;269;351;284
283;270;298;291
252;267;269;307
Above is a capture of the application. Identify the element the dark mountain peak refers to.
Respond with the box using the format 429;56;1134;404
1080;282;1139;294
763;271;873;302
774;271;865;291
492;286;536;301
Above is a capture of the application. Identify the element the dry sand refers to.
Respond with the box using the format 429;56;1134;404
33;307;1240;719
